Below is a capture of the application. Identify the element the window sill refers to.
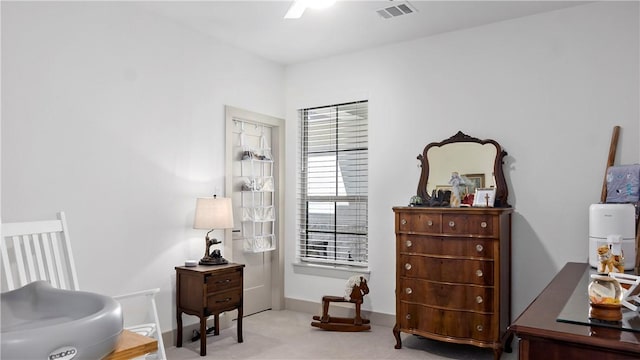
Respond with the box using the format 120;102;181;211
292;261;370;279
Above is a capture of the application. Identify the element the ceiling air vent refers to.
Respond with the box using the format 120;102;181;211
376;1;417;19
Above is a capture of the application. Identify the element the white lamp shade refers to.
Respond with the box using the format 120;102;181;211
193;197;234;230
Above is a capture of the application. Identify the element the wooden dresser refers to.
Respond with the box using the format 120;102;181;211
392;206;512;359
175;263;244;356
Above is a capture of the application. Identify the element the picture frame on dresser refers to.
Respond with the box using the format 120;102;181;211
473;188;496;207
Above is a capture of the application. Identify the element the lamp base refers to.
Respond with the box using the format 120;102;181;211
199;256;228;266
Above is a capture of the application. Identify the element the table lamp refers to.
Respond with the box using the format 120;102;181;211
193;195;234;265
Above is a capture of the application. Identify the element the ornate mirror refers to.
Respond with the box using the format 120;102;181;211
417;131;509;207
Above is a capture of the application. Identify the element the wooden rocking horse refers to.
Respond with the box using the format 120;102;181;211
311;275;371;332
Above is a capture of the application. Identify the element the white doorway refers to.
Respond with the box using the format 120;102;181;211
225;106;284;315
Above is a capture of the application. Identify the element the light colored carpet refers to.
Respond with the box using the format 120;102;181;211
165;310;519;359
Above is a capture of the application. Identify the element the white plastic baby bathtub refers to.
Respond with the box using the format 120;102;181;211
1;281;123;360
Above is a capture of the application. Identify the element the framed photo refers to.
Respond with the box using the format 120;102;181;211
473;188;496;207
463;173;485;190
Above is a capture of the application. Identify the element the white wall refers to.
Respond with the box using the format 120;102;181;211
2;0;639;337
1;2;284;333
284;2;640;318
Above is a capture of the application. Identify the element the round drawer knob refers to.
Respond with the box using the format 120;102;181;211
427;220;433;226
480;221;487;228
476;244;484;252
476;325;484;332
476;296;483;304
476;269;483;277
406;314;411;320
401;219;407;225
448;221;455;227
405;263;412;270
405;288;413;295
406;240;412;248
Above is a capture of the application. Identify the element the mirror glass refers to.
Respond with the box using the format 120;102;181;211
426;143;497;195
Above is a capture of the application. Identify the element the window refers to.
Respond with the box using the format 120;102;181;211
297;101;368;267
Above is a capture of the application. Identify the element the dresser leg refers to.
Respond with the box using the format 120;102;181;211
393;324;402;349
176;311;183;348
237;306;244;343
214;315;220;336
199;317;207;356
493;346;503;360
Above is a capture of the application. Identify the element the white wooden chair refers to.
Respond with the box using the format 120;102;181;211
1;211;166;360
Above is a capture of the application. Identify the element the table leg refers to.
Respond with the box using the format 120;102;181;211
199;316;207;356
214;314;220;336
238;305;243;343
176;311;183;348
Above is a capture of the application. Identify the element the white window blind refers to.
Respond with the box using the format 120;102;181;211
297;101;368;267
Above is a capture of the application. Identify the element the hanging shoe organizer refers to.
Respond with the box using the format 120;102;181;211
235;121;276;253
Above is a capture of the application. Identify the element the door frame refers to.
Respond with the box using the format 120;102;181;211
224;105;285;310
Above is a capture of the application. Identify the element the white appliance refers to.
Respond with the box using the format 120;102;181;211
589;203;636;271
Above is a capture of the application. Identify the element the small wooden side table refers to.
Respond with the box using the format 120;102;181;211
102;330;157;360
175;263;245;356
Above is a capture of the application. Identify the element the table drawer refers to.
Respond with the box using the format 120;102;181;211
207;289;242;313
399;255;494;285
206;270;242;293
442;214;495;236
398;302;496;342
399;234;494;258
398;212;441;233
399;277;494;312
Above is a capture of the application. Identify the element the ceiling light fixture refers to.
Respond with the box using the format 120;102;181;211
284;0;337;19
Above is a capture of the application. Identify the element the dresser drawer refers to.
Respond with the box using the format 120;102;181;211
399;234;494;258
207;289;242;313
398;212;441;233
206;270;242;293
442;214;495;236
399;277;494;312
398;303;495;342
399;255;494;285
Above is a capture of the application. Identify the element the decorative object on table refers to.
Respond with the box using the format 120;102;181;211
461;193;475;206
184;260;197;267
596;243;625;274
428;189;451;207
472;188;496;207
311;275;371;332
193;195;234;265
588;274;623;321
605;164;640;203
448;172;467;207
588;204;636;271
409;195;423;207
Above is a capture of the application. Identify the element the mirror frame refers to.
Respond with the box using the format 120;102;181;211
417;131;510;207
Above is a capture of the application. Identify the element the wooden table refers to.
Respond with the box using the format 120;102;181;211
103;330;157;360
509;262;640;360
176;263;245;356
